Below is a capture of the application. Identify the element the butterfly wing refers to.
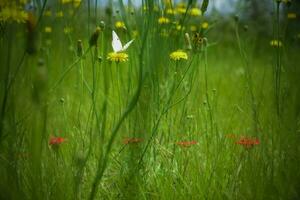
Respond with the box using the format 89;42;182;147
112;31;123;52
122;39;134;51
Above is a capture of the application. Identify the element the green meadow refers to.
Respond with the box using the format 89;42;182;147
0;0;300;199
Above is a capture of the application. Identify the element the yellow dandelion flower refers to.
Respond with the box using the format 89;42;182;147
201;22;209;29
170;50;188;61
107;52;128;62
44;10;52;17
189;8;202;16
0;6;28;23
166;8;176;15
270;40;282;47
176;24;185;31
115;21;126;29
61;0;72;4
158;17;170;24
190;25;197;32
287;13;296;19
56;11;64;18
73;0;81;7
44;26;52;33
176;7;186;14
164;0;173;7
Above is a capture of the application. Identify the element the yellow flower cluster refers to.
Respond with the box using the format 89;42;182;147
189;8;202;16
60;0;81;7
270;40;282;47
170;50;188;61
158;17;170;24
0;3;28;23
107;52;129;62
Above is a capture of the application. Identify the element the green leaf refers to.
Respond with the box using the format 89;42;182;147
201;0;209;14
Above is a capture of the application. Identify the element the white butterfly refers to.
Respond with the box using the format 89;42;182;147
112;30;134;53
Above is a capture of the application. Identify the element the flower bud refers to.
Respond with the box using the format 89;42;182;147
77;40;83;57
185;33;192;50
89;26;101;47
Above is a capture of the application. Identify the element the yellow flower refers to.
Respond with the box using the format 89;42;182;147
201;22;209;29
56;11;64;18
170;50;188;61
44;10;52;17
270;40;282;47
0;6;28;23
107;52;129;62
190;25;197;32
73;0;81;7
189;8;202;16
166;8;176;15
176;24;185;31
44;26;52;33
176;7;186;14
158;17;170;24
115;21;126;29
287;13;296;19
164;0;173;7
61;0;72;4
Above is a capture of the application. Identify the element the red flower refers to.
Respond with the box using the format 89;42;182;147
49;136;66;146
123;138;143;145
235;137;259;148
176;140;197;147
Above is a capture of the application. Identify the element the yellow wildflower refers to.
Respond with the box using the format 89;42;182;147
115;21;126;29
44;10;52;17
73;0;81;7
61;0;72;4
56;11;64;18
0;6;28;23
166;8;176;15
190;25;197;32
201;22;209;29
287;13;296;19
270;40;282;47
170;50;188;61
158;17;170;24
164;0;173;7
176;7;186;14
44;26;52;33
107;52;129;62
176;24;185;31
189;8;202;16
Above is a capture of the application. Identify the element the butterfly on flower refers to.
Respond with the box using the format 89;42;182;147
111;30;134;53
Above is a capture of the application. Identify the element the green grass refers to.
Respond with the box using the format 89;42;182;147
0;0;300;199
